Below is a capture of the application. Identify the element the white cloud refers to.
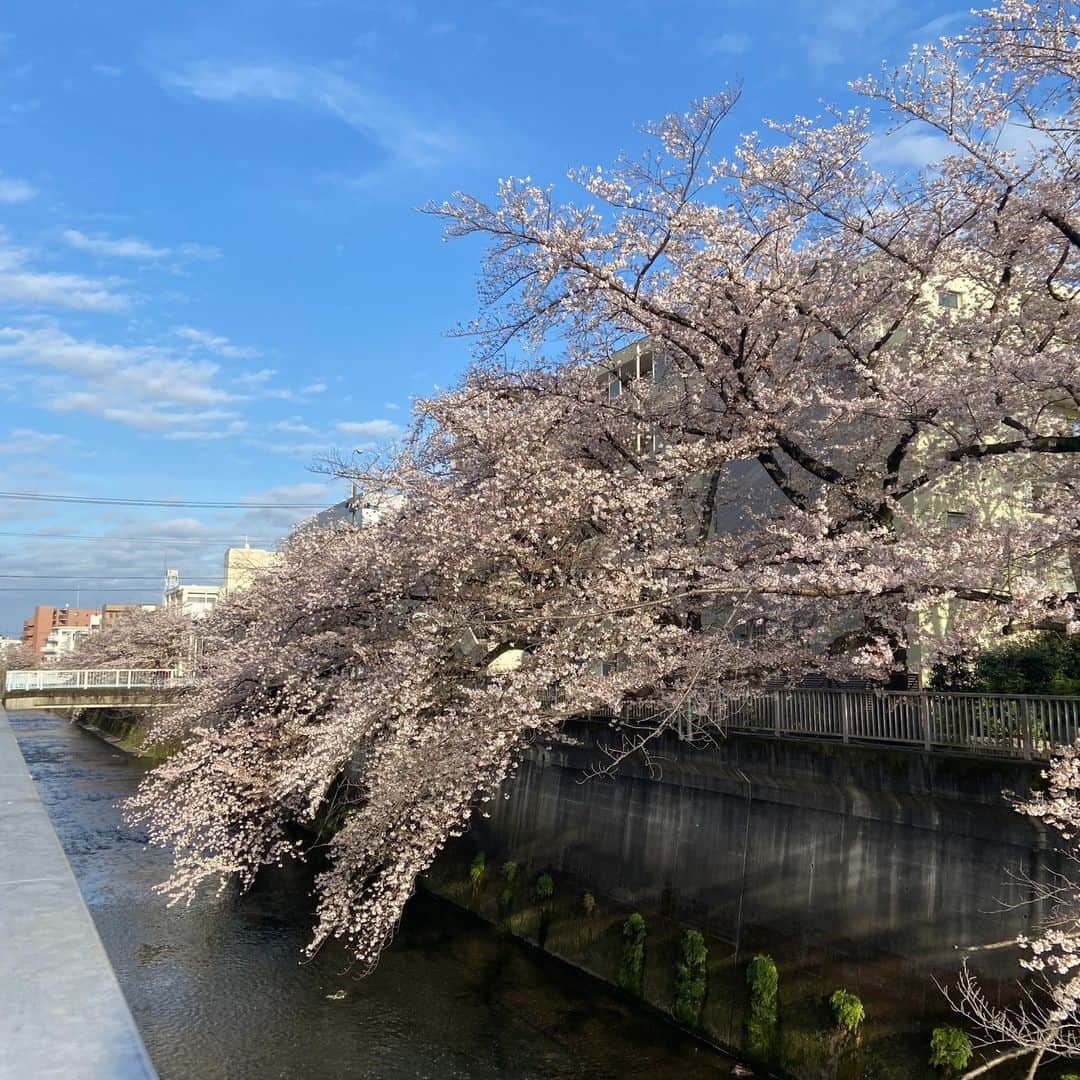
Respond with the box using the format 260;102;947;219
175;325;260;359
0;325;246;435
867;127;955;169
701;32;751;57
0;175;35;203
0;427;65;455
301;381;327;394
271;418;317;434
156;59;465;169
0;230;128;312
62;228;169;260
336;418;401;439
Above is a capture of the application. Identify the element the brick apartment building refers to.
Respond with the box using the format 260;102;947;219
21;605;100;661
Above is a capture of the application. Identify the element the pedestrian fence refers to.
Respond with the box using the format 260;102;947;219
4;669;187;692
591;688;1080;761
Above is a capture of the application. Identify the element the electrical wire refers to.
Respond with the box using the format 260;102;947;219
0;531;279;546
0;491;329;509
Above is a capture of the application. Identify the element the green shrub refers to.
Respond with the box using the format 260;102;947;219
581;891;596;915
618;913;647;995
673;929;708;1026
534;872;555;904
746;954;779;1058
931;631;1080;695
498;861;517;917
830;989;865;1035
469;852;486;888
929;1026;972;1076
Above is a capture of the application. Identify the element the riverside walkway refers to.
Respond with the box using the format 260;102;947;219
0;704;157;1079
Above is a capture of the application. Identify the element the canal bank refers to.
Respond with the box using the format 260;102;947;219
423;718;1059;1079
10;710;736;1080
0;705;157;1080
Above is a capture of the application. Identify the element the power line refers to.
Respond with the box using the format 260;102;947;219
0;587;164;594
0;491;328;509
0;531;278;546
0;574;223;582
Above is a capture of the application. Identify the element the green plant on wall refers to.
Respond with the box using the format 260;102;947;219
673;929;708;1027
498;860;517;918
534;872;554;906
929;1026;972;1077
469;851;486;890
746;954;779;1058
618;913;647;996
830;989;865;1037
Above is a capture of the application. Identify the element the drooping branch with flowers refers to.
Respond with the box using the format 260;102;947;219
126;2;1076;1015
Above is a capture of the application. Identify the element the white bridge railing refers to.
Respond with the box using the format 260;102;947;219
4;669;188;692
604;688;1080;761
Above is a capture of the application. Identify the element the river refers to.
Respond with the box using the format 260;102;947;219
11;712;732;1080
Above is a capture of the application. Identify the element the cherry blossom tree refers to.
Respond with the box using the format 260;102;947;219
127;0;1077;983
67;606;194;671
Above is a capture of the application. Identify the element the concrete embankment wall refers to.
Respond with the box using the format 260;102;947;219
425;721;1052;1078
0;706;157;1080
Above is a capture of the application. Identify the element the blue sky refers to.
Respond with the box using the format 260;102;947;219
0;0;967;635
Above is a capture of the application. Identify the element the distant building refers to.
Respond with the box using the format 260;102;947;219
311;489;405;530
41;620;100;664
100;603;158;627
163;584;220;620
0;636;23;655
223;544;276;595
21;605;100;661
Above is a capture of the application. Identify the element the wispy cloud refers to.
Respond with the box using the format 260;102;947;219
175;325;260;359
336;418;401;439
0;174;35;203
0;235;128;312
0;324;248;436
155;58;466;169
867;127;954;168
92;63;124;77
0;427;65;455
62;228;221;263
62;228;169;260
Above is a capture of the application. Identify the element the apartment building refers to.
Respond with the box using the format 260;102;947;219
41;622;100;664
21;605;100;661
223;544;275;595
163;584;220;620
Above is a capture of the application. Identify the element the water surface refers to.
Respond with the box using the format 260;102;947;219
12;712;730;1080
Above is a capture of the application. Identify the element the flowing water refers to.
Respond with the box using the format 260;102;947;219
11;712;731;1080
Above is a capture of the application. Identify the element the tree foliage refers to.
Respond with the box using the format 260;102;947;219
933;630;1080;695
674;929;709;1027
618;913;647;996
126;2;1078;976
66;606;194;672
746;953;779;1058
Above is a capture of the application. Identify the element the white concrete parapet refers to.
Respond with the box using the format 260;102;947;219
0;706;158;1079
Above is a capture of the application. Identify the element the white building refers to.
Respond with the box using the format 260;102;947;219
163;584;221;620
41;618;101;663
223;544;276;595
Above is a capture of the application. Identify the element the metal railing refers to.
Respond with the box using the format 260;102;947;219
601;688;1080;760
4;669;187;692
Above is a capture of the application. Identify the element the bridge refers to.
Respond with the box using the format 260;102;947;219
5;669;1079;761
2;669;191;711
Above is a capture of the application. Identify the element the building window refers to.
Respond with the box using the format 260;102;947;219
937;290;961;310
